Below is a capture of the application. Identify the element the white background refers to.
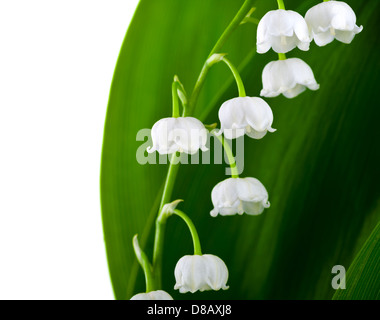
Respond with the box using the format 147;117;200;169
0;0;139;299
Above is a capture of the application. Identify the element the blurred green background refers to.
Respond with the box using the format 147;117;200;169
100;0;380;299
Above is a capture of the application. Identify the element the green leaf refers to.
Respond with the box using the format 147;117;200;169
333;220;380;300
101;0;380;300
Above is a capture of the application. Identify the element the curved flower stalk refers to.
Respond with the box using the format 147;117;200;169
260;57;320;98
210;177;270;217
218;96;276;139
130;290;174;300
305;1;363;46
147;117;208;154
257;9;311;53
174;254;229;293
154;202;229;294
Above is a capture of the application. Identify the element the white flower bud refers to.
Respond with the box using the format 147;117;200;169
218;97;276;140
305;1;363;46
130;290;174;300
260;58;319;98
174;254;229;293
147;117;208;154
210;177;270;217
257;9;311;54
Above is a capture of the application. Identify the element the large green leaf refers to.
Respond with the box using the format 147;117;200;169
333;220;380;300
101;0;380;300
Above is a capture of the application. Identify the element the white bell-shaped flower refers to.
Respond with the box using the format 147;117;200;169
218;97;276;140
257;9;311;53
305;1;363;46
147;117;208;154
130;290;174;300
210;177;270;217
260;58;320;98
174;254;229;293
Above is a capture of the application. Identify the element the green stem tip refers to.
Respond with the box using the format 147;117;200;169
173;75;188;116
278;53;287;60
277;0;286;10
132;235;155;292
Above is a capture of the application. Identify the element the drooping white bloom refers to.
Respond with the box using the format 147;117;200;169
174;254;229;293
260;58;320;98
305;1;363;46
218;97;276;140
147;117;208;154
257;9;311;53
210;177;270;217
130;290;174;300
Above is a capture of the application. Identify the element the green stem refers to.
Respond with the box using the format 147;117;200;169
184;54;224;116
133;235;155;292
278;53;286;60
158;153;181;212
152;217;166;289
208;0;254;59
277;0;285;10
152;153;180;288
221;56;246;97
172;81;180;118
173;209;202;255
188;0;254;115
211;130;239;178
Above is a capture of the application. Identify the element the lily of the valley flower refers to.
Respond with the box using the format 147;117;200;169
147;117;208;154
218;97;276;140
257;9;311;53
260;58;320;98
305;1;363;46
174;254;229;293
130;290;174;300
210;177;270;217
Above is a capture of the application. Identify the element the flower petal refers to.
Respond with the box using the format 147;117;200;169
261;60;297;97
174;255;229;293
305;1;362;46
261;58;319;98
237;177;269;203
219;98;246;130
130;290;174;300
210;177;270;217
257;9;310;53
334;29;360;44
287;58;320;91
243;97;274;133
282;84;307;99
241;200;266;215
148;117;207;155
313;30;335;46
